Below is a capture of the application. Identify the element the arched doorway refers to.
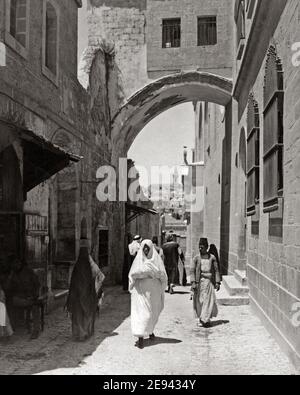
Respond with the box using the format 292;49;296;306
237;128;247;270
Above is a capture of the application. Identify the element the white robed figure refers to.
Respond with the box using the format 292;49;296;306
129;240;168;349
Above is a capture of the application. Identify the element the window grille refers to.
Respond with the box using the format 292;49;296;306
197;16;217;46
162;18;181;48
263;46;284;239
246;94;260;217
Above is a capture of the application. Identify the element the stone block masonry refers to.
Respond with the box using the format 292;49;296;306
231;0;300;369
86;0;149;99
147;0;233;79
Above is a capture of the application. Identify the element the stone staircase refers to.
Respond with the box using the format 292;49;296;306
217;270;250;306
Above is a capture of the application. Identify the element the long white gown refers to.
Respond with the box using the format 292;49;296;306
129;241;168;338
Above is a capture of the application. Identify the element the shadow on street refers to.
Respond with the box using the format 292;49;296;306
141;337;183;349
209;320;230;328
0;287;131;375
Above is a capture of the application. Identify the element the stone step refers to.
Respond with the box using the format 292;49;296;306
234;270;248;286
222;275;249;296
217;285;250;306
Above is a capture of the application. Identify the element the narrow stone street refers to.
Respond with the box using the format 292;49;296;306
0;286;296;376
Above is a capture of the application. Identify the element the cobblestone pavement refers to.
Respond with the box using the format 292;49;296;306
0;286;297;375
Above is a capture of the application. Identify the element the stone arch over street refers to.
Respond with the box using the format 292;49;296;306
111;71;233;158
111;71;234;278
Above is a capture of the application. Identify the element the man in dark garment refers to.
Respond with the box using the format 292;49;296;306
6;256;41;339
162;234;185;294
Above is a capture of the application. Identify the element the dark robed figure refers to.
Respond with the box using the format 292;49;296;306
67;238;98;341
162;235;185;294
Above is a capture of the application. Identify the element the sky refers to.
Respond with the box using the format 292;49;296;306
128;104;195;187
77;2;196;188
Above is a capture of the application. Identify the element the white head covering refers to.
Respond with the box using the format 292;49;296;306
129;237;142;256
128;240;168;292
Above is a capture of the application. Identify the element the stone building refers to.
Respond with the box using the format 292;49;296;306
233;0;300;369
0;0;124;307
84;0;300;370
83;0;233;257
189;101;226;262
146;0;233;79
82;0;233;92
126;158;159;242
201;0;300;369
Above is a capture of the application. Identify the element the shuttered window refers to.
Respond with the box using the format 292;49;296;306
263;46;284;214
247;94;260;217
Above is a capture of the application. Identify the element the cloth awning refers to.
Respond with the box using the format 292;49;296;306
0;120;81;193
126;202;158;224
21;128;81;192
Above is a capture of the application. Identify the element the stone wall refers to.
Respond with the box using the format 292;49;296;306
0;0;124;291
83;0;233;99
83;0;149;98
232;0;300;368
147;0;233;79
202;103;226;260
128;212;160;242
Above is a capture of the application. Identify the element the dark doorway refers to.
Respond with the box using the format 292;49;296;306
0;146;24;268
98;229;109;269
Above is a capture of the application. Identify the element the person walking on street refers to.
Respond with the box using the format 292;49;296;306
208;244;222;281
129;235;142;260
152;236;164;261
129;240;168;349
190;238;221;328
162;234;185;294
67;237;99;342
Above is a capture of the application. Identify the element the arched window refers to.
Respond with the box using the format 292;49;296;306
247;94;260;217
44;2;58;75
9;0;28;48
263;46;284;238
